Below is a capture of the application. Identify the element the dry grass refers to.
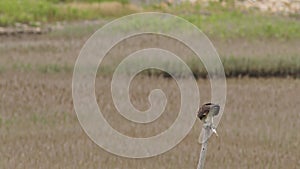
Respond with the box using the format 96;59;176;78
1;24;300;168
1;32;300;77
62;1;142;18
0;72;300;169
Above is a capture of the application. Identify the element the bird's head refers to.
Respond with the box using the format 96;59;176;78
197;103;220;122
207;103;220;116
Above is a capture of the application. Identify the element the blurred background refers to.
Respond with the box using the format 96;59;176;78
0;0;299;169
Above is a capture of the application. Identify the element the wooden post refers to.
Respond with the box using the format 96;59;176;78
197;123;211;169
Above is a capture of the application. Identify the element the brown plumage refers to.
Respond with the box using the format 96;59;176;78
197;103;220;122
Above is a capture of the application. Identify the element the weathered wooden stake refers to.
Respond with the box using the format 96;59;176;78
197;123;212;169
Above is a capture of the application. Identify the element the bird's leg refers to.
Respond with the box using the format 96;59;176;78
211;117;218;137
211;126;218;137
199;117;218;144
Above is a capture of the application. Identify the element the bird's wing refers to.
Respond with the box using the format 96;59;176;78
198;106;210;120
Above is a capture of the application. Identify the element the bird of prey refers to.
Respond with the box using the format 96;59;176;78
197;103;220;137
197;103;220;123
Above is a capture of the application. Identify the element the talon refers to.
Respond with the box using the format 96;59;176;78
211;127;218;137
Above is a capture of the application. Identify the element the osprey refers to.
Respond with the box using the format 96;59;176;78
197;103;220;123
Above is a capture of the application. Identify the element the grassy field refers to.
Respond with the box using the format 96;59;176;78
1;1;299;77
1;1;300;168
1;0;300;39
1;73;299;168
0;25;299;77
0;0;137;26
0;22;299;168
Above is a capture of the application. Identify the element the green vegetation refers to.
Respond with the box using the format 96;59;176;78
47;0;129;4
37;63;72;74
0;0;136;26
31;113;49;124
151;2;300;39
5;55;300;78
12;63;33;72
0;0;56;25
141;55;300;78
1;1;299;78
220;55;300;78
11;63;72;74
48;19;107;38
182;11;300;39
0;65;5;74
1;0;300;39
